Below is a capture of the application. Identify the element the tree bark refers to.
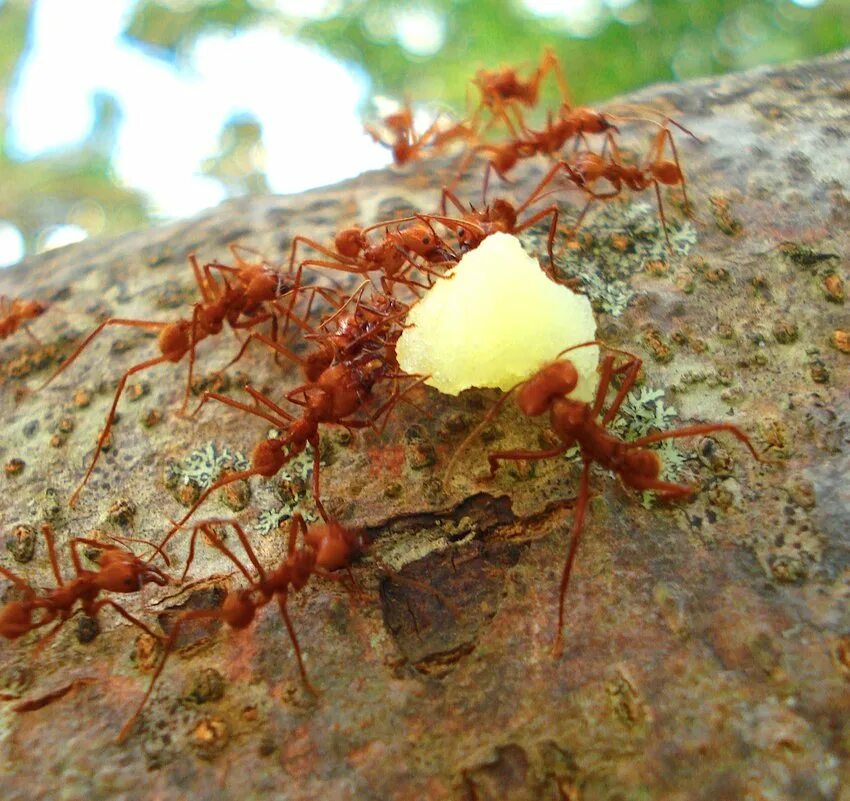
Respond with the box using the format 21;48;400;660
0;50;848;801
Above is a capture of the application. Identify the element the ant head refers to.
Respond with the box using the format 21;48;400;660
252;437;288;477
652;160;682;184
335;228;367;258
245;270;279;303
395;223;453;261
158;321;192;359
489;199;517;227
517;361;578;416
307;520;363;571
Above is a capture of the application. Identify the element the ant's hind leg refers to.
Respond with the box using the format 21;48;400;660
553;459;591;658
276;595;318;697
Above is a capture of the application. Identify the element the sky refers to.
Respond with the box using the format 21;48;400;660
2;0;393;265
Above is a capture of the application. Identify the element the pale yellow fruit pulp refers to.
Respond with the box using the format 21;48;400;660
396;232;599;400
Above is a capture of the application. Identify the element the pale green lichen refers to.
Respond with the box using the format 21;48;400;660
520;200;697;317
255;443;319;535
165;442;249;490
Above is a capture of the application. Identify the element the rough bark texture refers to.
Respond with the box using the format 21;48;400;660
0;51;848;801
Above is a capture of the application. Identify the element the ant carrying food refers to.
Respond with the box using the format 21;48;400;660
447;341;776;655
156;350;425;557
118;513;365;742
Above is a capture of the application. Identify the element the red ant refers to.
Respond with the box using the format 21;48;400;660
227;281;412;387
0;524;167;645
366;102;472;166
286;217;463;296
41;251;329;507
156;352;423;557
464;102;618;191
118;513;365;742
447;341;776;656
424;185;566;273
0;296;48;342
469;48;571;133
524;124;693;248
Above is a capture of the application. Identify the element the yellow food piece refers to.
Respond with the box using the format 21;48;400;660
397;232;599;400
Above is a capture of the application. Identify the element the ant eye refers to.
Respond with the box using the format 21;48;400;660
422;236;430;245
458;228;466;239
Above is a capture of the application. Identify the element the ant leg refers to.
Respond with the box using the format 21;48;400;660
89;598;164;642
276;594;318;697
243;385;297;423
662;125;691;215
117;608;228;743
199;519;267;583
310;438;329;524
516;162;567;214
39;318;169;391
192;390;289;429
20;324;41;345
599;354;643;426
624;422;773;464
204;319;279;385
553;459;591;658
180;304;203;416
440;186;468;217
189;254;218;304
514;205;560;270
69;355;171;507
654;180;673;252
540;47;572;107
286;235;348;274
39;524;65;585
0;565;35;593
162;465;269;551
488;444;572;478
623;474;695;502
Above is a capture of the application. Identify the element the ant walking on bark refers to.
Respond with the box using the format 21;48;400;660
521;123;695;249
41;251;329;507
447;341;776;656
155;349;424;558
0;524;167;645
118;513;365;742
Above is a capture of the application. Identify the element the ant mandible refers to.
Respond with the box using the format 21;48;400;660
448;341;777;656
118;513;365;742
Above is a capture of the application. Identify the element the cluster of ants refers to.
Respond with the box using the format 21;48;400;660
0;50;773;743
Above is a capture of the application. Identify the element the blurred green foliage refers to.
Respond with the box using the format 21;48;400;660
2;0;849;260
